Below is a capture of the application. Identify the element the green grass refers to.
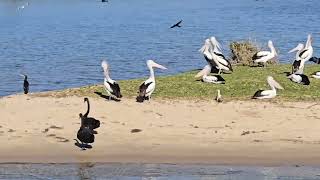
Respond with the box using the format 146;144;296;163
37;64;320;101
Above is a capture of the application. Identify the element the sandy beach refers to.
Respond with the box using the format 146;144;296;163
1;94;320;166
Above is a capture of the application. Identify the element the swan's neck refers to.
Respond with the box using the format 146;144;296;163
84;100;90;117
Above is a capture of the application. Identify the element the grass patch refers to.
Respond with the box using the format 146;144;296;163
34;64;320;101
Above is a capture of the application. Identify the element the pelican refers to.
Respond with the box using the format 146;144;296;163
101;60;122;100
311;72;320;79
195;65;225;84
288;43;305;74
252;40;277;67
136;60;167;103
252;76;284;99
209;37;233;74
20;74;29;94
299;34;313;62
215;89;223;103
287;74;310;85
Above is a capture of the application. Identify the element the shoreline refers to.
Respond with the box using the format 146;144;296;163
1;94;320;165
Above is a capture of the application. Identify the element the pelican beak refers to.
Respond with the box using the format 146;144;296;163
195;70;205;78
288;47;298;53
152;62;167;70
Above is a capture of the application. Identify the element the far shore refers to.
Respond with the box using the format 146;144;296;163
1;93;320;165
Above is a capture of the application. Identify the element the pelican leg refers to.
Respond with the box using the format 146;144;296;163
218;69;221;75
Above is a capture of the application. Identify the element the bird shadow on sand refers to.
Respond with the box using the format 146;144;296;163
74;139;93;150
94;92;121;102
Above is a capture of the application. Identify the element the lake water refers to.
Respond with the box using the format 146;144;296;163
1;163;320;180
0;0;319;96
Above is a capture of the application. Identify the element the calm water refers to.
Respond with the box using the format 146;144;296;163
1;163;320;180
0;0;319;96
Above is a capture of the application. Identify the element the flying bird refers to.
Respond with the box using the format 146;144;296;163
170;20;182;28
136;60;167;103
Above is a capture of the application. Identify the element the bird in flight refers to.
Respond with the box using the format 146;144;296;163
170;20;182;29
102;0;109;2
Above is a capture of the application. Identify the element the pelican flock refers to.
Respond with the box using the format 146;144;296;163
252;76;284;99
101;60;122;100
136;60;167;103
252;40;277;67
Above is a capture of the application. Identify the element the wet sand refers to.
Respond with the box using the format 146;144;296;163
1;94;320;165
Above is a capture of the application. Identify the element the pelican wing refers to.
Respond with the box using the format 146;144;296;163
107;81;122;98
299;49;309;59
253;51;269;60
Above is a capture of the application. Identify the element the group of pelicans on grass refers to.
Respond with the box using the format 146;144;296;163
194;35;319;99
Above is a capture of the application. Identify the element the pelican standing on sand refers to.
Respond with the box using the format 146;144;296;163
209;36;233;74
20;74;29;94
252;76;284;99
252;40;277;67
195;65;225;84
101;60;122;100
289;43;305;74
136;60;167;103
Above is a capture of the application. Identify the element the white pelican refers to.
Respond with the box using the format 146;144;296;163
287;74;310;85
199;39;218;71
252;76;284;99
101;60;122;100
252;40;277;67
299;34;313;62
288;43;305;74
195;65;225;84
136;60;167;103
215;89;223;103
311;72;320;79
209;36;233;74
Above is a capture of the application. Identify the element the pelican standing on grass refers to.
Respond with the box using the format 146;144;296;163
209;36;233;74
20;74;29;94
252;76;284;99
136;60;167;103
300;34;314;62
252;40;277;67
288;43;305;74
195;65;225;84
101;60;122;100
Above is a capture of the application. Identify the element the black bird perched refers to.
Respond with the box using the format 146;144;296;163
170;20;182;28
20;74;29;94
